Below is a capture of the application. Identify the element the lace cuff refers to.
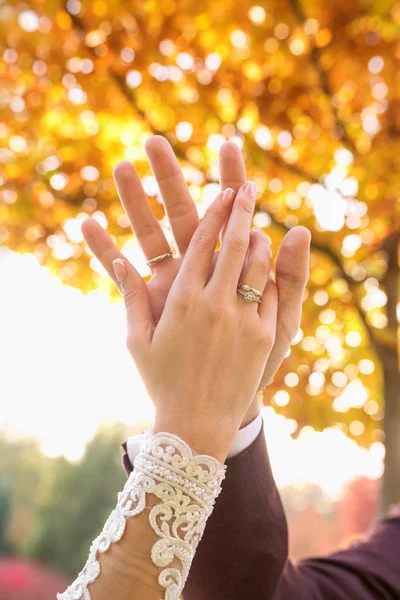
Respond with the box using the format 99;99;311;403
57;429;227;600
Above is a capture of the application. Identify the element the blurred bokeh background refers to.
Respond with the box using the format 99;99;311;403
0;0;399;596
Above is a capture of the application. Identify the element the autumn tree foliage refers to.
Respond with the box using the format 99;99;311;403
0;1;398;507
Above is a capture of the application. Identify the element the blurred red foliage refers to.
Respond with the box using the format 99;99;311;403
0;558;69;600
286;477;379;559
337;477;379;545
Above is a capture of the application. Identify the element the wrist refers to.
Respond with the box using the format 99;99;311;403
153;414;236;463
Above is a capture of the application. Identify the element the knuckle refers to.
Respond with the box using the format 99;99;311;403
138;220;158;238
205;288;232;321
208;300;226;321
192;231;215;254
254;260;270;279
171;286;196;311
123;287;140;310
207;203;225;220
168;200;191;221
172;293;190;312
237;197;254;215
228;234;248;255
278;268;307;286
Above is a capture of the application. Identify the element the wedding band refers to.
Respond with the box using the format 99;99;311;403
237;283;263;303
238;283;263;296
146;250;173;266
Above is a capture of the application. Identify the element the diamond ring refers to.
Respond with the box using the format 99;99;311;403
237;283;263;303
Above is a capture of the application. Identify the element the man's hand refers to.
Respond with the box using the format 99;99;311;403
82;137;310;427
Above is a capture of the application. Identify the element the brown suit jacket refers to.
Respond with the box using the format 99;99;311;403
122;428;400;599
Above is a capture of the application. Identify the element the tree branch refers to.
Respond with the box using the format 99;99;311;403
288;0;359;156
380;230;400;334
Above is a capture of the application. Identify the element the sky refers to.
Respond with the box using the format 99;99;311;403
0;247;384;500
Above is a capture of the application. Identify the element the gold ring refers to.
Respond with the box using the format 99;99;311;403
146;250;173;266
237;286;263;303
238;283;263;297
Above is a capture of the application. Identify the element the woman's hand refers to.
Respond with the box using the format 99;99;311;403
112;183;277;461
82;136;310;428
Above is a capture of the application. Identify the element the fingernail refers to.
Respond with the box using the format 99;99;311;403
251;227;263;236
113;258;127;283
221;188;235;206
244;180;256;198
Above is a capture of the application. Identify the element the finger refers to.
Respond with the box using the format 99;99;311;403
176;188;235;287
219;141;247;242
275;226;311;343
219;141;247;191
145;136;199;254
263;226;311;382
237;228;271;308
112;258;154;347
113;160;172;267
258;276;278;338
81;217;124;290
212;181;256;293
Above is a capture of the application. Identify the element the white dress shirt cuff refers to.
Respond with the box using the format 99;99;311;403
126;411;263;464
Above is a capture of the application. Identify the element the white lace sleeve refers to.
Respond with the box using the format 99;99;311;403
57;428;227;600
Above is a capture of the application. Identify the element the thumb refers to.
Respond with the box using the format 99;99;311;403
113;258;154;347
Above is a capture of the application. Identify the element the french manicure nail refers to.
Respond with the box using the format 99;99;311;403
113;258;127;283
245;180;256;198
221;188;235;206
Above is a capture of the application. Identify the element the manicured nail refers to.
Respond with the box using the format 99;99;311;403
244;180;256;198
221;188;235;206
113;258;127;283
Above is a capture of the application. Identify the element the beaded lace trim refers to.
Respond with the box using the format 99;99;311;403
57;429;226;600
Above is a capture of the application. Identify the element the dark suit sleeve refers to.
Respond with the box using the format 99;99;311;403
275;515;400;600
121;431;400;600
